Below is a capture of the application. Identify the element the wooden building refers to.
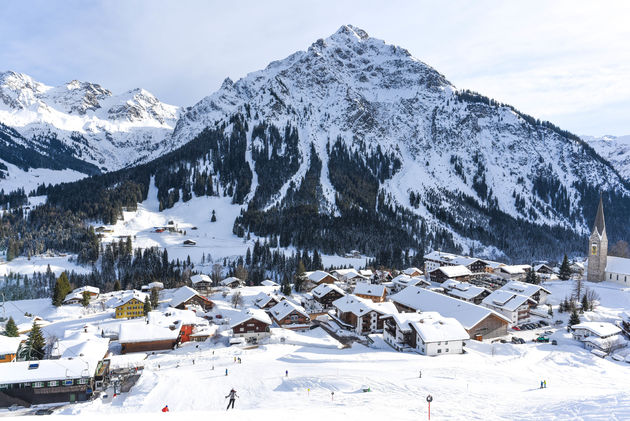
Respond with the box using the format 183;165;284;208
353;282;387;302
170;286;214;312
190;274;213;295
268;301;310;330
231;309;272;342
311;283;345;309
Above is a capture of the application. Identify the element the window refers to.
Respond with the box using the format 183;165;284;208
48;381;59;387
32;382;44;388
0;384;8;389
437;349;442;353
446;348;449;352
438;341;441;345
64;380;74;386
421;348;425;353
77;378;88;385
445;341;448;345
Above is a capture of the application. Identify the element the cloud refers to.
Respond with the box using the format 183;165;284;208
0;0;628;135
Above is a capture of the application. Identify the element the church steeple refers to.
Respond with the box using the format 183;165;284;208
587;194;608;282
593;195;606;237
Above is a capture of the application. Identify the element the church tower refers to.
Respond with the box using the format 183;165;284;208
587;196;607;282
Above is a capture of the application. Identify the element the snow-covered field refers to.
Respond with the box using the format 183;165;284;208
1;279;627;420
98;180;370;269
0;255;91;278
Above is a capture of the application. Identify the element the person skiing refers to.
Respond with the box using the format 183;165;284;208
540;380;543;389
544;380;547;388
161;405;169;412
225;388;239;410
285;370;288;377
225;368;229;376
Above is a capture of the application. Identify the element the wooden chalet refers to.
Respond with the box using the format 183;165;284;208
169;286;214;312
190;274;213;295
353;282;387;302
268;301;310;330
311;283;345;309
230;309;272;342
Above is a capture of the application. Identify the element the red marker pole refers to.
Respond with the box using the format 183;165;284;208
426;395;433;421
428;401;431;420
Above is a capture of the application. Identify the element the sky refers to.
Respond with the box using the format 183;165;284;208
1;1;629;136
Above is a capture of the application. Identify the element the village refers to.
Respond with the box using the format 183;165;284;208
0;200;629;419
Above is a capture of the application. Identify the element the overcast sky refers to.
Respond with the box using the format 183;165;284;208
1;1;628;135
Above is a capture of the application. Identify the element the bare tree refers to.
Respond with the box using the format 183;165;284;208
585;288;600;310
231;291;243;308
572;277;583;302
211;263;223;287
609;240;630;258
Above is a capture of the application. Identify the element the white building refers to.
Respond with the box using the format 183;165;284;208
572;322;624;352
410;313;469;356
500;281;550;305
481;290;534;325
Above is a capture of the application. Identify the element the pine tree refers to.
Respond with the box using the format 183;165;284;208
294;260;307;292
568;309;580;327
4;316;18;337
211;210;216;222
525;266;539;284
281;281;292;296
81;291;91;308
143;296;152;316
150;288;160;308
559;254;571;281
113;279;121;291
25;321;45;360
52;272;71;306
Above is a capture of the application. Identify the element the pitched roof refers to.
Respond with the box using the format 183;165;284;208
391;274;429;288
482;290;533;311
261;280;279;287
220;277;243;286
353;282;385;297
311;283;345;299
332;294;397;317
500;280;551;298
191;274;212;284
605;256;630;275
442;280;488;300
390;286;510;329
573;322;621;338
118;321;181;343
431;265;472;278
268;300;309;321
307;270;337;283
423;251;485;268
0;335;22;355
169;286;204;308
410;314;469;343
72;286;100;295
253;292;282;308
230;308;272;328
111;291;149;308
593;195;606;236
403;267;423;276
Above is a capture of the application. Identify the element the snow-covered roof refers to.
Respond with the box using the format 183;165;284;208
0;358;99;383
353;282;385;297
307;270;337;283
482;290;533;312
63;291;84;303
332;294;397;317
500;281;550;298
268;300;309;321
191;274;212;284
498;265;529;275
390;286;510;329
169;286;203;308
442;280;488;300
107;291;149;308
431;265;472;278
382;311;426;332
119;321;181;343
410;314;469;343
253;291;282;308
482;259;505;269
403;267;423;276
0;335;22;355
311;283;345;299
51;330;109;361
605;256;630;275
391;274;429;288
261;280;279;287
332;268;366;280
572;322;621;338
72;286;100;295
424;251;485;268
148;281;164;289
220;277;243;286
359;270;374;277
230;308;272;328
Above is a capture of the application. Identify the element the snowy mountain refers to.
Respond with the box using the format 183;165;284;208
161;25;629;258
582;135;630;180
16;25;630;260
0;71;180;188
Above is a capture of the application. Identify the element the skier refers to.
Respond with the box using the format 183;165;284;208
161;405;169;412
225;368;229;376
225;388;239;410
285;370;288;377
540;380;543;389
544;380;547;388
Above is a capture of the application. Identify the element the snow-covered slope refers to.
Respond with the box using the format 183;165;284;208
0;71;180;189
583;135;630;180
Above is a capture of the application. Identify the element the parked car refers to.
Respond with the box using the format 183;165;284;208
535;336;550;343
539;320;549;326
519;338;526;344
551;340;558;345
554;320;563;325
35;409;54;415
511;336;521;344
512;326;521;331
544;330;554;335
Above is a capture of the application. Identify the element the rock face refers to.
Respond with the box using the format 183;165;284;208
0;71;180;179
